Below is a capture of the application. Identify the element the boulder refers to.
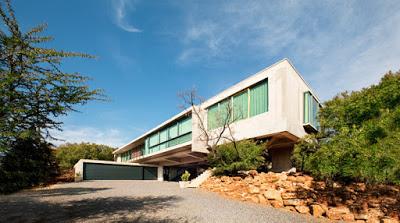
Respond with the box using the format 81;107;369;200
248;170;258;177
342;213;355;221
283;199;305;206
284;206;296;212
263;189;282;201
326;207;350;220
381;218;399;223
295;205;310;214
281;192;297;200
248;186;260;194
310;204;325;217
258;194;269;205
270;200;284;208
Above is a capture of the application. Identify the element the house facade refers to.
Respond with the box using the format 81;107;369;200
112;59;320;181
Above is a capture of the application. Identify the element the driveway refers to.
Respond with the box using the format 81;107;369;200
0;180;324;223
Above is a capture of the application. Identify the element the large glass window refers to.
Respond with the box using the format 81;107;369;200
233;90;248;121
250;80;268;117
207;79;268;130
304;91;320;130
145;116;192;155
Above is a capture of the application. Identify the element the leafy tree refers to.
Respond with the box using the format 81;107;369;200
0;0;102;150
0;137;57;194
293;71;400;185
0;0;103;193
208;139;265;175
55;143;115;170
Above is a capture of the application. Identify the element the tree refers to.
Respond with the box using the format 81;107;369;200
179;88;268;174
0;137;57;194
55;143;115;170
0;0;103;150
293;71;400;185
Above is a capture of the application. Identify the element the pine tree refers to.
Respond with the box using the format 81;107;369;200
0;0;103;151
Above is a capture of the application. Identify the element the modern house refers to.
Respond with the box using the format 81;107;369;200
110;59;321;181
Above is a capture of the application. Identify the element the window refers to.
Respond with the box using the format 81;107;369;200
121;150;131;162
304;91;320;130
145;116;192;155
250;80;268;117
149;133;159;147
178;117;192;135
233;90;248;121
207;79;268;130
207;104;219;130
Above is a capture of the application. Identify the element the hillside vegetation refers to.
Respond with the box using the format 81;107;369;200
293;71;400;185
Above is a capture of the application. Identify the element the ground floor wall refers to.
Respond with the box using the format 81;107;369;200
269;146;294;172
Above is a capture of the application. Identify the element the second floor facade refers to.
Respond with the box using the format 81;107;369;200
114;59;321;163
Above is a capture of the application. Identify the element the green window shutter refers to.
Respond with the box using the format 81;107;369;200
250;80;268;117
149;133;159;147
178;117;192;135
159;129;168;143
304;92;310;124
168;124;178;139
207;104;219;130
304;91;320;130
219;99;231;126
233;90;248;121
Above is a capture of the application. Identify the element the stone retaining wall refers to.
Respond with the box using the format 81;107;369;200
200;171;399;222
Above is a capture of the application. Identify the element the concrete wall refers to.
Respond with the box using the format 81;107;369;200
270;146;294;172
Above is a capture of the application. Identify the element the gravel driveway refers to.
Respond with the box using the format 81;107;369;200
0;180;325;223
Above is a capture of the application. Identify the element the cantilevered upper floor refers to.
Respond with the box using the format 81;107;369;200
113;59;321;166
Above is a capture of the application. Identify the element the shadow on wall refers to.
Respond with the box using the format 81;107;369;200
0;188;186;222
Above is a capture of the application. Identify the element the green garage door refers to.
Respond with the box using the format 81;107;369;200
83;163;157;180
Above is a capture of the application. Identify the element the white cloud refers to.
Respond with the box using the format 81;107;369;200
113;0;141;33
177;0;400;100
49;126;141;148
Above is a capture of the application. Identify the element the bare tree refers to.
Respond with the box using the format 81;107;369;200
178;88;243;156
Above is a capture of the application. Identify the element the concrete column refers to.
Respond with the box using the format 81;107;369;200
157;166;164;181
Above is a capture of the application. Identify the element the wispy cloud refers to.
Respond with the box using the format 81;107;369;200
113;0;141;33
177;0;400;100
49;125;144;148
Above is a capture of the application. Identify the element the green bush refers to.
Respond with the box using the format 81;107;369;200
181;170;190;181
0;138;58;194
208;139;265;175
55;143;115;170
293;71;400;185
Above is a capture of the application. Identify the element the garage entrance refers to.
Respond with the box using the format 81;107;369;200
83;163;158;180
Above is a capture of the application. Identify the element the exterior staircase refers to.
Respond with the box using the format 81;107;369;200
187;169;213;188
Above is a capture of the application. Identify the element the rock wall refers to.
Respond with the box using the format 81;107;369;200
200;171;399;222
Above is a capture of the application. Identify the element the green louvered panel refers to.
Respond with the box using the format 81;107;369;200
149;133;159;147
207;104;219;130
250;80;268;117
179;117;192;135
303;91;320;130
233;90;248;121
304;92;311;124
159;129;168;143
219;99;231;125
168;124;178;139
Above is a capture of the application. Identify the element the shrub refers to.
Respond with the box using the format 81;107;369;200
55;143;115;170
208;139;265;175
0;138;58;194
181;170;190;181
293;71;400;185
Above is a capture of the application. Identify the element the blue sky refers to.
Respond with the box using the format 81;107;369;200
11;0;400;147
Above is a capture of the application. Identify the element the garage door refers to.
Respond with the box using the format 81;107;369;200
83;163;157;180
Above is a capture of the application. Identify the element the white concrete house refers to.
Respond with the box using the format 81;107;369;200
110;59;321;181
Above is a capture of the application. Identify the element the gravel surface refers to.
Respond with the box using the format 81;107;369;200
0;180;326;223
